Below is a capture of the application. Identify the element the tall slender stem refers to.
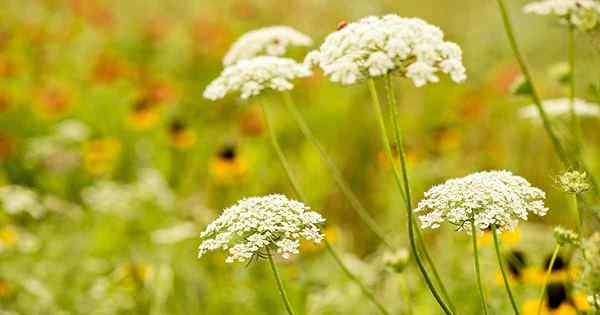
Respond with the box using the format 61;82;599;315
267;249;296;315
261;102;306;200
368;78;454;315
536;244;560;315
494;0;570;167
324;240;391;315
260;100;392;315
567;25;582;156
399;274;413;315
384;76;455;312
471;221;489;315
492;224;521;315
281;91;393;249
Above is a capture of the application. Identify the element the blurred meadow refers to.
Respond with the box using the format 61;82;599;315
1;0;600;314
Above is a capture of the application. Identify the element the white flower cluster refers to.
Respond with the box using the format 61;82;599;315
26;119;90;172
82;169;174;213
203;56;311;100
414;170;548;233
223;26;312;66
519;98;600;120
198;194;325;263
304;15;466;86
0;185;46;218
524;0;600;31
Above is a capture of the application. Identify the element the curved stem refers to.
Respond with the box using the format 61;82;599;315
261;102;306;200
471;221;489;315
494;0;570;167
324;240;392;315
267;249;296;315
536;244;560;315
384;75;455;312
281;91;393;249
492;224;521;315
368;78;454;315
261;100;392;315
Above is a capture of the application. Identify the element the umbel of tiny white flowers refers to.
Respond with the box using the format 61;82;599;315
414;170;548;233
223;26;312;66
523;0;600;31
203;56;311;100
198;194;325;263
383;248;411;273
304;15;466;87
553;226;579;246
519;98;600;120
556;170;591;194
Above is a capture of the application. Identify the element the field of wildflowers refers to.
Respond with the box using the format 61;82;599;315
1;0;600;314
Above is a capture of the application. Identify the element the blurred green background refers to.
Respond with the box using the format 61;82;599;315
0;0;599;314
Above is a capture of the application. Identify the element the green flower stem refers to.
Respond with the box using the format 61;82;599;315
567;25;583;155
536;244;560;315
471;221;489;315
399;274;413;315
260;100;392;315
281;91;394;249
324;240;392;315
384;75;455;313
267;248;296;315
368;78;454;315
492;224;521;315
494;0;569;167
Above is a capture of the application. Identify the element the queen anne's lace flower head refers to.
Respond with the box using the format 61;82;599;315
414;170;548;233
556;170;591;194
223;26;312;66
524;0;600;31
203;56;311;100
198;194;325;263
519;98;600;120
304;15;466;87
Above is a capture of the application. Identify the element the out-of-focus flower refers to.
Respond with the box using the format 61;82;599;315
209;145;248;182
489;62;521;95
0;278;11;298
204;56;311;100
543;254;576;283
0;226;17;249
522;282;591;315
554;226;579;246
116;262;153;288
479;228;521;246
0;133;15;161
82;138;121;175
556;171;591;194
139;81;178;105
35;87;72;118
239;105;265;137
82;168;174;213
383;248;411;273
91;54;127;83
305;15;466;86
127;100;161;131
191;17;232;58
0;92;10;113
168;120;196;149
0;185;45;218
524;0;600;31
415;170;548;233
577;233;600;302
151;222;197;244
223;26;312;66
494;250;544;285
143;16;170;43
0;57;16;78
198;194;325;263
519;98;600;120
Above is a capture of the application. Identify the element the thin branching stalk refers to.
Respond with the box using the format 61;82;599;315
281;91;394;249
260;100;393;315
495;0;570;166
536;244;560;315
492;224;521;315
367;78;454;315
267;248;296;315
384;75;456;313
471;221;489;315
